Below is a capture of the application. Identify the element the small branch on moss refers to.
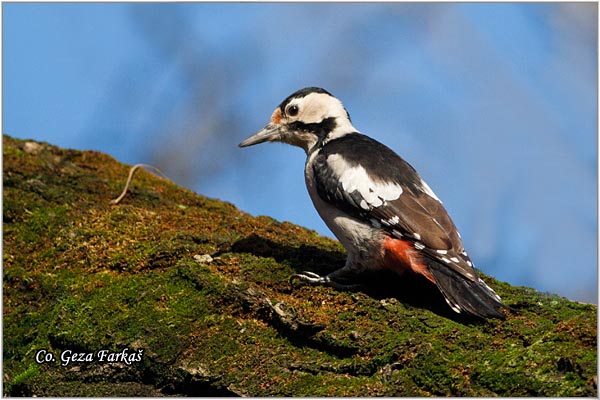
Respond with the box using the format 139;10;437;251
111;164;171;205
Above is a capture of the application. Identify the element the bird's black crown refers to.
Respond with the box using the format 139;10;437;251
278;87;333;111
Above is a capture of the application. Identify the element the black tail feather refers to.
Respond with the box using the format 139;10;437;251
426;260;507;319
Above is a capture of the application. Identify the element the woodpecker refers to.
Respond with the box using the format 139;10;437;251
239;87;506;319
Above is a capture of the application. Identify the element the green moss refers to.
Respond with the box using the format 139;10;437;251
3;135;597;396
10;363;39;386
5;363;40;395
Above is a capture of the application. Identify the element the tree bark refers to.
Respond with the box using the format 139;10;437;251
3;135;596;396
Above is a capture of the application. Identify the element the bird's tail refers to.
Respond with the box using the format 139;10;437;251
426;259;506;319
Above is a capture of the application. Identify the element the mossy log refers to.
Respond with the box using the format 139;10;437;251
3;135;597;396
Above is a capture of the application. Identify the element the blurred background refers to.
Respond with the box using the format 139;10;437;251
3;3;597;303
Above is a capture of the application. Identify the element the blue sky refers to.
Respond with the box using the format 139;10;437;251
3;3;597;303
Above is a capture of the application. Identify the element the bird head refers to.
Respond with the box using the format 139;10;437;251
239;87;356;153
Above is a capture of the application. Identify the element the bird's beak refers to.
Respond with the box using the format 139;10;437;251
238;123;283;148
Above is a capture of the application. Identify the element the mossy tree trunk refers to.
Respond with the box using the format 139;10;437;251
3;135;597;396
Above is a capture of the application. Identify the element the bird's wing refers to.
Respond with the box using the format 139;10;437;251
312;134;478;281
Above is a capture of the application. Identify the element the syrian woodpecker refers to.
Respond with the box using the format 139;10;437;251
239;87;506;319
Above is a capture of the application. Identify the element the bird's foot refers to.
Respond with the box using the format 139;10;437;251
289;271;330;285
290;271;364;291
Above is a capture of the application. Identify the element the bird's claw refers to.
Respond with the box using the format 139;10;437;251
289;271;330;286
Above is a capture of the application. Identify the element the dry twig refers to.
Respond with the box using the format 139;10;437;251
111;163;170;205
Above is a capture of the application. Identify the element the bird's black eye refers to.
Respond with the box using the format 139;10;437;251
287;104;299;117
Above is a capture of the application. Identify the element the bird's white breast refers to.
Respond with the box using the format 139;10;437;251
304;152;385;267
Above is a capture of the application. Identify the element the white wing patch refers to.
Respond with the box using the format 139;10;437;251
327;154;403;208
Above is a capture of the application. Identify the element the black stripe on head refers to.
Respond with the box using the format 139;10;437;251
278;87;333;114
290;116;338;143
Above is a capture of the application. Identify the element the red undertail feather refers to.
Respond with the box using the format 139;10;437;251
383;237;435;283
383;237;505;319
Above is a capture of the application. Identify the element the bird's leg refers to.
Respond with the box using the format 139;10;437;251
290;264;365;291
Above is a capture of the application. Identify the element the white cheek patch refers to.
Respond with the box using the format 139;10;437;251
298;92;347;124
327;154;403;209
